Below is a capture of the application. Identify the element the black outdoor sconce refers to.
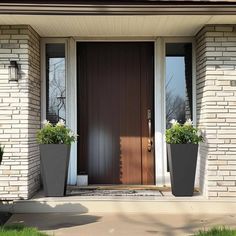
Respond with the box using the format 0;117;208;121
8;61;19;82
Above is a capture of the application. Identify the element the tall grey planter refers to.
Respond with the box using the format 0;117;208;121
167;144;198;197
40;144;71;197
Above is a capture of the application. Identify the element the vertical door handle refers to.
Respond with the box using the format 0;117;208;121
147;109;153;152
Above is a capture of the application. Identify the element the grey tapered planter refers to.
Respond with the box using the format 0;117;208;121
167;144;198;197
40;144;71;197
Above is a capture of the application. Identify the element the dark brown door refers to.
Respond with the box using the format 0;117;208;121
77;42;154;185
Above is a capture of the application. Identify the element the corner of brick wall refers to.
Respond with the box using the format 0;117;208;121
0;25;41;200
196;25;236;199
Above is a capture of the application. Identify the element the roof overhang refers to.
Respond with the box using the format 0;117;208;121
1;1;236;37
1;2;236;15
0;14;236;37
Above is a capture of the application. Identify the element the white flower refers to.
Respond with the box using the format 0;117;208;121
184;118;193;126
69;131;75;138
42;120;51;126
56;119;65;127
170;119;179;126
197;130;202;137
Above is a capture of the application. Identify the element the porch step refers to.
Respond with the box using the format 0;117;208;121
6;195;236;214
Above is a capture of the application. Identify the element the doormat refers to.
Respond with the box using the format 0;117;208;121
67;189;163;196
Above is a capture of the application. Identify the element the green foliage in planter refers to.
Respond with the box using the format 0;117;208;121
165;119;203;144
0;145;4;164
36;120;77;145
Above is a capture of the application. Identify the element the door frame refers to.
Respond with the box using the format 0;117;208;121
41;36;196;186
160;37;197;186
41;37;77;185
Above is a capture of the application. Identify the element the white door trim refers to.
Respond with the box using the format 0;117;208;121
154;37;165;186
41;37;196;186
161;37;197;186
67;38;77;185
76;39;160;185
40;38;77;185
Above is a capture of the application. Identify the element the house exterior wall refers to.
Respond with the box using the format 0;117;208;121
0;25;40;200
196;25;236;199
1;23;236;200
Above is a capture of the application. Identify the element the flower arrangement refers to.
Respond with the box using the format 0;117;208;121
0;145;4;164
36;119;77;145
165;119;203;144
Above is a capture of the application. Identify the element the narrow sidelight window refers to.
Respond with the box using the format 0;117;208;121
46;44;66;124
165;43;193;128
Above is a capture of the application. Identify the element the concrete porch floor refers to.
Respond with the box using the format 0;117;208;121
1;185;234;215
4;186;236;235
6;212;236;236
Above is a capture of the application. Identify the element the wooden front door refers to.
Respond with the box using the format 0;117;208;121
77;42;154;185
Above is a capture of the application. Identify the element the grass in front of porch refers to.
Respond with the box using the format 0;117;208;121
0;224;48;236
195;226;236;236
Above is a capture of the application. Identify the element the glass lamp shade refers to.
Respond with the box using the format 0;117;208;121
8;61;19;81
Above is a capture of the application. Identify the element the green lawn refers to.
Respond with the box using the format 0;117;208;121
0;224;235;236
195;227;236;236
0;224;48;236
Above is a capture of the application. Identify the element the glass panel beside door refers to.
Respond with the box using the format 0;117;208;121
165;42;193;172
45;43;66;124
165;43;193;128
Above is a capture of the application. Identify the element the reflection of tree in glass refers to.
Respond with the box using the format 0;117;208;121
48;58;66;123
166;75;185;128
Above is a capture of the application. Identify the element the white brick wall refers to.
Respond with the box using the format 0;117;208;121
1;23;236;200
196;25;236;199
0;25;40;200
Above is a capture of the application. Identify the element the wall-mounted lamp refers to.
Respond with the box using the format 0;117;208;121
8;61;19;82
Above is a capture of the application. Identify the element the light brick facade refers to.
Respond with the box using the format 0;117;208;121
0;23;236;200
0;25;40;199
196;25;236;199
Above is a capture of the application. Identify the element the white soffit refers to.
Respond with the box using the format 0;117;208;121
0;15;236;37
